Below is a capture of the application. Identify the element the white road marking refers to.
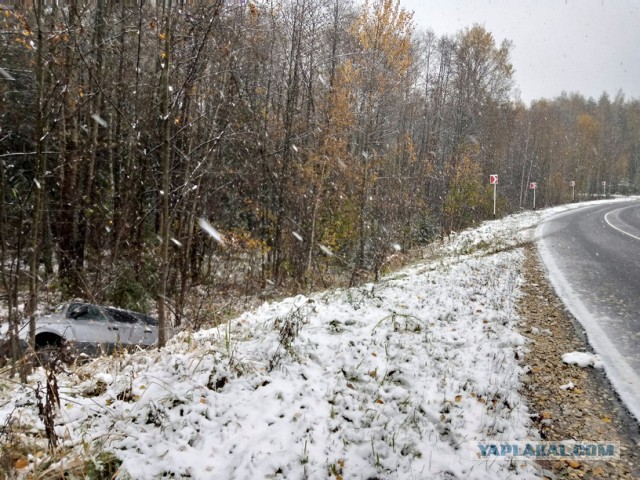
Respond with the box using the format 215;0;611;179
604;206;640;241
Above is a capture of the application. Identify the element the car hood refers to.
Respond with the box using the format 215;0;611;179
10;313;69;339
35;313;69;324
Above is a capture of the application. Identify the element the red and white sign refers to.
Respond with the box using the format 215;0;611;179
489;174;499;185
602;181;607;186
569;180;575;187
529;182;537;190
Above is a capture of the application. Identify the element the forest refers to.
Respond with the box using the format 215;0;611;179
1;0;639;347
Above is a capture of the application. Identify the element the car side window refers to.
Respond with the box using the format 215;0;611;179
106;308;138;324
139;314;158;326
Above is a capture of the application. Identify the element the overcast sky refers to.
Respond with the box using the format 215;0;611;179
399;0;640;104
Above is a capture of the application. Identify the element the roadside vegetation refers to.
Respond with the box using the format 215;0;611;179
1;0;639;388
0;208;546;480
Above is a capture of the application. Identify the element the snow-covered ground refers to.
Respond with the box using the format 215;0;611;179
0;198;635;479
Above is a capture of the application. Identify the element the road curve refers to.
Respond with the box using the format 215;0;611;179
537;200;640;422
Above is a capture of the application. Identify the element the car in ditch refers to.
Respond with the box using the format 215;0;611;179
15;302;164;359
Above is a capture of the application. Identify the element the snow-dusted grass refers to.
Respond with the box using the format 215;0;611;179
0;198;636;479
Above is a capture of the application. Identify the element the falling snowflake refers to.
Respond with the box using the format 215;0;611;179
199;218;226;247
91;113;108;127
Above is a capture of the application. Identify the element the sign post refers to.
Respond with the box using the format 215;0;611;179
602;180;606;197
529;182;537;210
490;174;499;217
569;180;575;202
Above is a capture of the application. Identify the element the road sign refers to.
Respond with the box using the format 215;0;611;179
569;180;575;187
530;182;537;210
602;181;606;186
490;175;498;217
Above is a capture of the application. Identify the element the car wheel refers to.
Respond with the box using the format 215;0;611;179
35;345;64;368
34;336;70;368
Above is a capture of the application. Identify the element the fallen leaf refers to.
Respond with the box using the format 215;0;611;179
566;459;580;469
592;466;604;476
454;395;462;403
375;398;384;404
541;411;553;419
15;458;28;469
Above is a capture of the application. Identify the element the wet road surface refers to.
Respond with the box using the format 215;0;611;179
538;200;640;420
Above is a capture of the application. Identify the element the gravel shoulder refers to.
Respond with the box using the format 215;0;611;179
518;243;640;479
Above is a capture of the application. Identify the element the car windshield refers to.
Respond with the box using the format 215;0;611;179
53;304;66;315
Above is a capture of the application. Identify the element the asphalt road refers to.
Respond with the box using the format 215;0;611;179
538;199;640;420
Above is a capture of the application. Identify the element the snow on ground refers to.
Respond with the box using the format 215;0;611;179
559;382;576;391
0;198;635;479
561;352;603;369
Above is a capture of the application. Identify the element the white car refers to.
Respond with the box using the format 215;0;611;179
15;303;165;358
